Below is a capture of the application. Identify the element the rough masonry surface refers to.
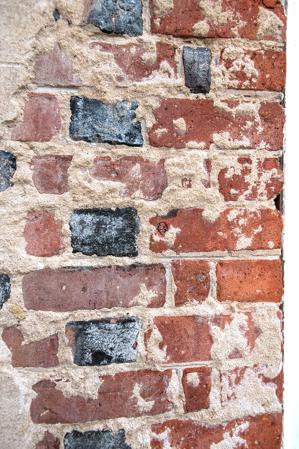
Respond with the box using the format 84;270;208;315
70;208;139;257
69;97;143;146
66;318;139;366
64;429;131;449
88;0;143;36
182;47;211;94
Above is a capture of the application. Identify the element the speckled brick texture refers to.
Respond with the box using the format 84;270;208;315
0;0;285;448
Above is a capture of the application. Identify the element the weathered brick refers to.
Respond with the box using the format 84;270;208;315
87;0;143;36
22;265;166;311
64;430;130;449
216;259;283;302
2;326;58;367
0;151;16;192
149;0;286;41
151;414;282;449
66;318;139;366
24;211;64;257
218;48;286;91
31;155;72;194
172;260;210;306
183;47;211;94
36;432;60;449
182;367;211;412
34;44;81;87
145;316;212;363
90;156;168;200
218;157;283;201
12;93;61;142
70;96;143;146
220;366;283;409
0;274;10;309
148;99;284;150
150;208;282;253
31;370;174;423
90;41;176;82
70;208;139;257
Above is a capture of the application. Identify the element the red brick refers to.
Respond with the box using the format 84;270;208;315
31;155;72;194
90;41;176;82
90;156;168;200
145;316;212;363
31;370;174;424
216;259;283;302
212;313;260;359
218;48;286;91
220;366;283;407
24;211;64;257
22;265;166;311
34;44;81;87
149;0;286;41
2;326;58;368
150;208;282;253
148;99;284;150
12;93;61;142
35;432;60;449
151;414;282;449
218;157;283;201
172;260;210;306
182;367;211;412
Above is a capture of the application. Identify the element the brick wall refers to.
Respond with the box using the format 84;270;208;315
0;0;285;448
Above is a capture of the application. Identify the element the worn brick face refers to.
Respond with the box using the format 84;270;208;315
90;41;176;82
149;0;286;41
216;259;283;302
66;318;139;366
218;157;283;201
36;432;60;449
151;414;282;449
31;155;72;194
149;98;284;150
90;156;168;200
183;47;211;94
172;260;210;305
182;367;211;412
31;370;174;423
70;97;143;146
34;44;81;87
2;326;59;368
218;48;286;91
24;210;64;257
22;265;166;311
12;93;61;142
70;208;139;257
146;316;212;363
150;208;282;253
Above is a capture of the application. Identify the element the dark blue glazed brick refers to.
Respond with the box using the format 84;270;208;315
0;151;16;192
69;96;143;146
64;429;131;449
88;0;143;36
0;274;11;309
70;208;139;257
66;317;139;366
183;47;211;94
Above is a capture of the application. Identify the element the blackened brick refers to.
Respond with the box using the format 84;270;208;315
69;96;143;146
69;208;139;257
183;47;211;94
66;318;139;366
0;274;11;309
0;151;16;192
88;0;143;36
64;429;131;449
